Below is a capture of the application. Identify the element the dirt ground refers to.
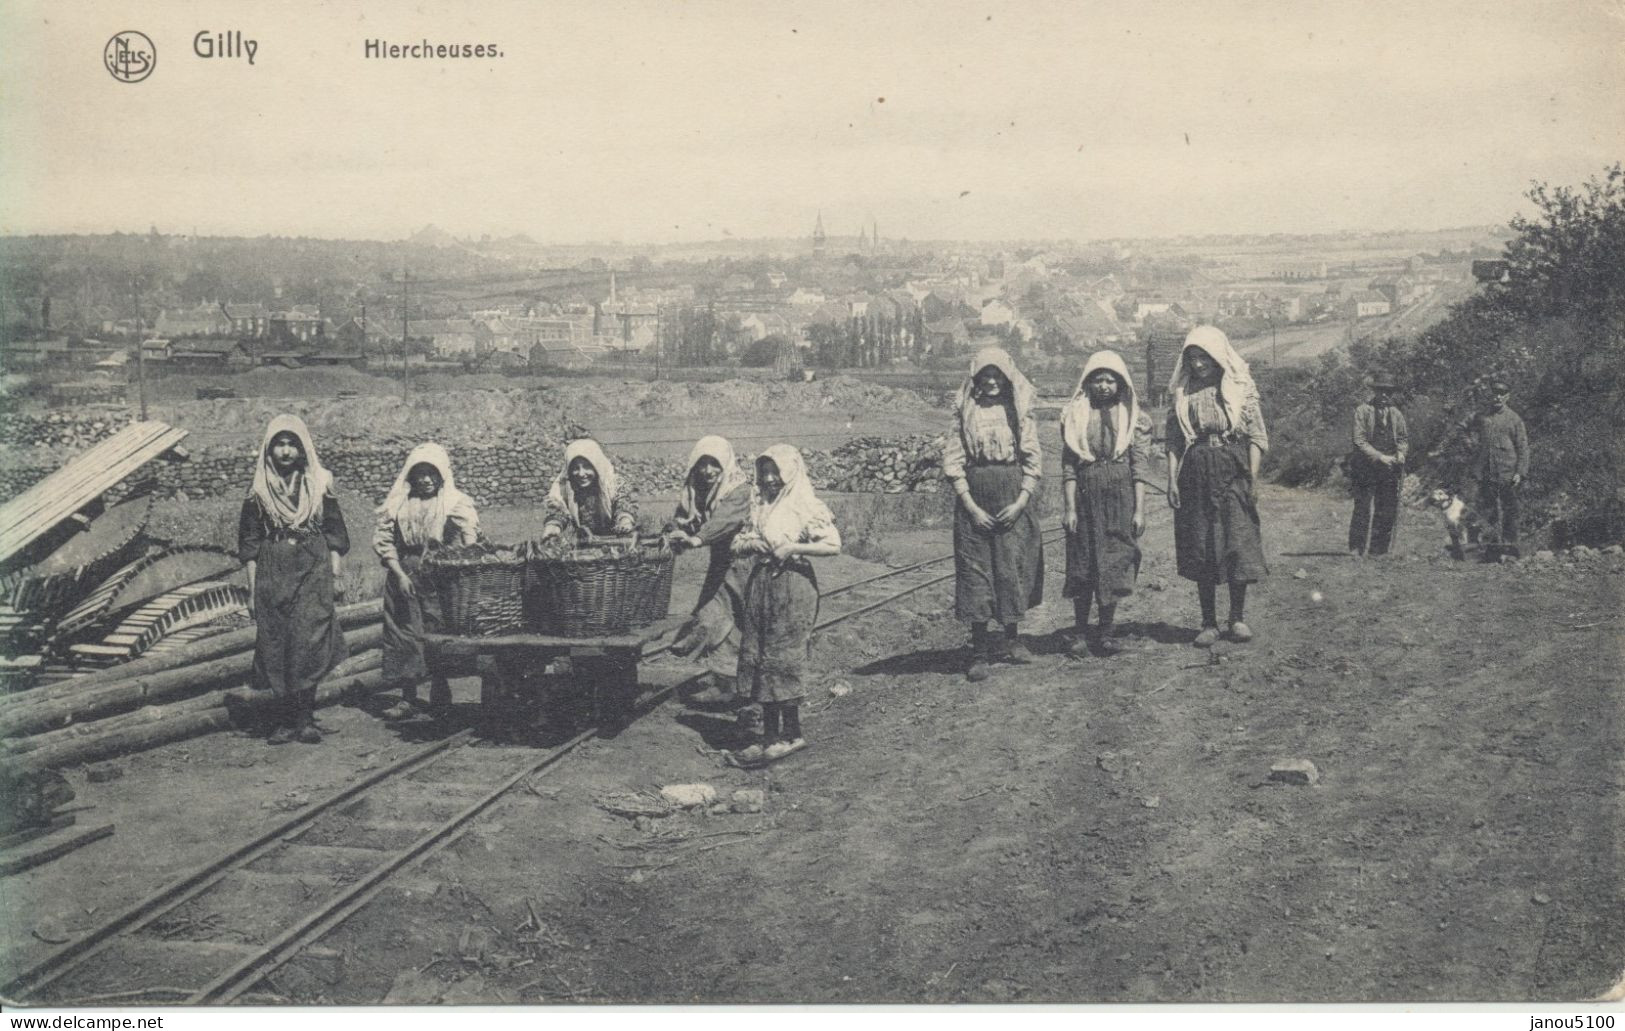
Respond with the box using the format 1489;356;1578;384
3;484;1622;1005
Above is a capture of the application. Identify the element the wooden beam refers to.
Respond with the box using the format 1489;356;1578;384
0;422;189;566
0;623;384;739
1;651;380;758
1;668;389;776
0;823;114;877
0;600;382;710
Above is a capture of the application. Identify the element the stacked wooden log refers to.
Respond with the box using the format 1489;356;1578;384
0;600;388;784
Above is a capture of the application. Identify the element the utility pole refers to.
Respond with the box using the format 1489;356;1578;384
401;267;410;399
654;305;662;381
132;276;148;420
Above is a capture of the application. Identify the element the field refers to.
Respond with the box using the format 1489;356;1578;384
4;472;1621;1004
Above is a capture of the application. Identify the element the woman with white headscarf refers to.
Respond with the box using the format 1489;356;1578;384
664;436;752;694
373;442;480;720
237;415;350;745
1164;325;1270;646
727;445;841;766
540;438;637;541
1059;350;1153;657
942;346;1044;682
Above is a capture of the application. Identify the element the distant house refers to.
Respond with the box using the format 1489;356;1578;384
302;349;365;367
413;319;479;358
333;317;370;350
921;290;974;322
154;304;232;338
1;338;71;365
1085;274;1126;303
140;338;173;362
1131;297;1181;322
530;339;594;369
1269;295;1305;321
923;317;971;353
477;318;526;358
168;339;254;367
517;318;582;346
979;299;1016;328
268;310;327;346
740;313;794;342
787;287;826;306
222;303;270;338
1346;291;1392;319
1054;306;1124;349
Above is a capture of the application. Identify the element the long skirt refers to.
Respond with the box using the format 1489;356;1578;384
737;560;819;705
381;551;446;682
252;532;346;713
671;548;747;679
954;462;1044;624
1063;459;1140;603
1174;440;1268;585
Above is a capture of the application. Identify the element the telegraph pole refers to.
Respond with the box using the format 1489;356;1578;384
401;267;410;398
132;276;148;420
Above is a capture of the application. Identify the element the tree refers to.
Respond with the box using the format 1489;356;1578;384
1499;163;1625;321
741;334;791;368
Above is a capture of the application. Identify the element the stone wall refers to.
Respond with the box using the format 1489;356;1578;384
1;433;952;508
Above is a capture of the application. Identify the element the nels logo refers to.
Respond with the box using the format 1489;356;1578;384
104;30;156;83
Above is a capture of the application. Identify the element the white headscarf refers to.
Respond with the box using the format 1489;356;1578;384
1061;349;1140;462
1168;325;1259;444
676;435;748;529
249;414;334;529
749;444;839;550
956;346;1037;444
547;438;621;529
377;442;478;547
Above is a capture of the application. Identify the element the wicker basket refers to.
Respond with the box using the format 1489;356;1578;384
420;544;528;637
527;538;674;638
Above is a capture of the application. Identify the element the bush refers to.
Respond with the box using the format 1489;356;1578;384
1257;166;1625;545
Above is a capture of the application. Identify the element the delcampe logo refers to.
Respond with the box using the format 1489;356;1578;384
104;30;156;82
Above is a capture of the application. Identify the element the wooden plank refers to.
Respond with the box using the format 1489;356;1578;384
0;423;188;566
422;613;683;654
0;425;164;531
0;601;381;712
0;823;114;877
1;424;182;556
0;814;74;851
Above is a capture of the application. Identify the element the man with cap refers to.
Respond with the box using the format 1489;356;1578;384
1467;379;1529;560
1348;371;1408;557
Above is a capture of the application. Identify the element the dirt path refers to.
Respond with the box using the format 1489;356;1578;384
6;485;1621;1004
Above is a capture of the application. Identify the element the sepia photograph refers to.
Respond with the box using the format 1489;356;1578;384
0;0;1622;1017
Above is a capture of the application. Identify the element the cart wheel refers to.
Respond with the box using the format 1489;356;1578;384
482;654;547;743
576;654;639;731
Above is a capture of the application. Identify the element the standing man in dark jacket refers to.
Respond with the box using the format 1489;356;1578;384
1468;379;1530;560
1348;372;1408;557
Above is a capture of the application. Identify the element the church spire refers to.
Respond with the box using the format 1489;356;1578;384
812;211;827;254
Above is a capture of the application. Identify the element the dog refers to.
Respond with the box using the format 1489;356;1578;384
1427;488;1485;559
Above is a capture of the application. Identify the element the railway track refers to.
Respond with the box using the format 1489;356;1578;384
4;528;1066;1006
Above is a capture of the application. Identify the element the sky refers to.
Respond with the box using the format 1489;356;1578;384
1;0;1621;244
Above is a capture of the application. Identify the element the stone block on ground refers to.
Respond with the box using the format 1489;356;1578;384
659;783;716;808
1269;759;1320;786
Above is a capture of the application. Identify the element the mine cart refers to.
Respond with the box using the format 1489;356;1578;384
418;538;679;738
